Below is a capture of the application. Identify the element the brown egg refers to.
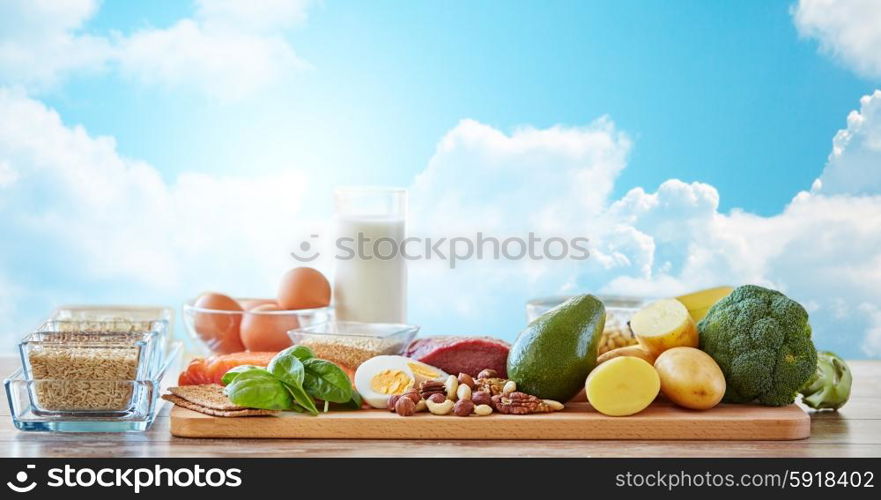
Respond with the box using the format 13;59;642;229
277;267;331;310
239;298;278;310
193;292;245;354
240;304;298;352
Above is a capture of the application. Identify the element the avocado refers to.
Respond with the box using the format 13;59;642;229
507;294;605;401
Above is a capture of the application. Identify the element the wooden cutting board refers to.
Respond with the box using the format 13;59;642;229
169;401;810;440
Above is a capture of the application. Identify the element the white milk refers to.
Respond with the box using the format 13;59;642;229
333;216;407;323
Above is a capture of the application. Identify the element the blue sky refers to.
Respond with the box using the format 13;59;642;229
1;0;881;357
44;0;871;213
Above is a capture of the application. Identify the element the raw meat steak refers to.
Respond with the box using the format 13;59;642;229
404;336;510;378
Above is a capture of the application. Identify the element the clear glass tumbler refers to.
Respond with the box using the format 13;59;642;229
333;187;408;323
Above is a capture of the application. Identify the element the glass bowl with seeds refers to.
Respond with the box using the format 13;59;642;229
288;321;420;372
18;321;167;414
526;295;650;355
5;341;182;430
34;319;168;376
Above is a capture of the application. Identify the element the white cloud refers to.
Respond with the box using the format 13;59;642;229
793;0;881;79
812;90;881;195
0;0;111;89
0;0;315;98
0;89;311;341
407;93;881;358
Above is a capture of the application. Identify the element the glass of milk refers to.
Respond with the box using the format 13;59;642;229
333;187;407;323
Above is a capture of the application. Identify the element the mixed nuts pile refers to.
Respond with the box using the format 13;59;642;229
388;368;565;417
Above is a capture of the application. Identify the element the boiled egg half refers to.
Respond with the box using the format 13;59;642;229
354;355;447;408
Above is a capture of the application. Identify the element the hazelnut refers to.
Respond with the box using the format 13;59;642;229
387;394;401;412
395;396;416;416
401;388;421;404
457;372;476;389
472;390;493;407
453;399;475;417
477;369;498;379
428;393;447;404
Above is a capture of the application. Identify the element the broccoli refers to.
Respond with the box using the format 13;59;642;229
799;351;852;411
698;285;818;406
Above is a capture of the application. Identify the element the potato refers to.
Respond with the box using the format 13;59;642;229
596;345;656;365
654;347;725;410
585;356;660;416
630;298;697;356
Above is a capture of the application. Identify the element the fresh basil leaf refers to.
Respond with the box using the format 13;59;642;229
268;350;305;388
288;345;314;360
225;369;292;410
274;345;314;362
220;365;262;386
302;358;353;403
285;380;319;415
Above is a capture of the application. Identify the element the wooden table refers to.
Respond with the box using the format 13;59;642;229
2;357;879;457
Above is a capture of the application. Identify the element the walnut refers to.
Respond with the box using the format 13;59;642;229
474;377;507;396
419;380;446;400
491;392;553;414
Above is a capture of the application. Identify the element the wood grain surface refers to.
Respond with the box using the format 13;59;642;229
170;402;810;440
2;357;880;457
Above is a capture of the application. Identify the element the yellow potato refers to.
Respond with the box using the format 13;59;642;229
676;286;733;322
585;356;660;416
596;345;656;365
654;347;725;410
630;298;697;356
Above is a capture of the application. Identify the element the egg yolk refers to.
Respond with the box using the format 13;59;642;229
370;369;414;395
407;361;440;380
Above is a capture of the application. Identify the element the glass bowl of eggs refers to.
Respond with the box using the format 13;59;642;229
183;267;333;354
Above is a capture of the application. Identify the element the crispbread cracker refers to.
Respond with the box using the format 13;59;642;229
168;384;245;411
162;394;278;417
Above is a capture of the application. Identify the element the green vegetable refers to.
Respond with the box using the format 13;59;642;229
225;368;293;410
302;358;353;404
285;377;320;415
799;351;852;411
286;345;314;360
698;284;818;406
220;346;356;414
268;350;305;388
220;365;261;386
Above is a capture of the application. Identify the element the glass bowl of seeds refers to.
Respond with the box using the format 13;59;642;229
288;321;420;372
526;295;651;356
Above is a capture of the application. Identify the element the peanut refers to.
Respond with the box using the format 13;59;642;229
502;380;517;394
543;399;565;411
473;404;493;416
456;383;472;401
444;374;458;400
414;399;426;412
